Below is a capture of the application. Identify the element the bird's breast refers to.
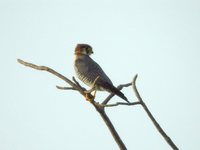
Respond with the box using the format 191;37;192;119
74;56;112;91
74;64;93;86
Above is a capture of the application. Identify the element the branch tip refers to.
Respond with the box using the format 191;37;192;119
56;85;76;90
17;59;24;64
133;74;138;83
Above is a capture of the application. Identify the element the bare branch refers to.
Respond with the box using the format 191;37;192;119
93;75;100;86
56;85;76;90
17;59;87;95
91;102;127;150
18;59;127;149
18;59;178;150
132;75;179;150
132;74;143;103
72;77;86;91
95;101;141;108
84;76;100;94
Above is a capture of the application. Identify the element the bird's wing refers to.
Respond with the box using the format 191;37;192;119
75;56;113;85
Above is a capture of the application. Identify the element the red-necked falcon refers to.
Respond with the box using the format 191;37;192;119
74;44;129;103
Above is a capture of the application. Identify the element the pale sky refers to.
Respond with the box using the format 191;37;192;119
1;0;200;150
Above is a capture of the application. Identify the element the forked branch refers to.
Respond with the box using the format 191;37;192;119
132;75;179;150
17;59;179;150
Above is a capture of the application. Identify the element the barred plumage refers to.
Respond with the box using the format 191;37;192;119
74;44;129;103
74;55;112;91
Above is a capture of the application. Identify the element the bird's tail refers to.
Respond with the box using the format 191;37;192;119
98;80;130;103
110;86;130;103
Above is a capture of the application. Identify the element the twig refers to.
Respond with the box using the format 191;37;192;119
84;76;100;94
132;75;179;150
72;77;86;91
56;86;76;90
95;101;141;108
17;59;84;95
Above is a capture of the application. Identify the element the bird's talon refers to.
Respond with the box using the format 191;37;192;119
85;93;94;102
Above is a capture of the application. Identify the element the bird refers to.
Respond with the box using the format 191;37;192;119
74;43;129;103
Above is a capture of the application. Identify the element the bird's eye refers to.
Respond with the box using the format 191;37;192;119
86;47;92;53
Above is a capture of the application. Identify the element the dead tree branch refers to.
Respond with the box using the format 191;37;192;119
17;59;127;150
132;75;179;150
95;101;141;108
56;86;76;90
17;59;179;150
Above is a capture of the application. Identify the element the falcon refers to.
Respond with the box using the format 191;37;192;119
74;44;129;103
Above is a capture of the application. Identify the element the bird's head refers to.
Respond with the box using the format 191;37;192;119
75;44;93;56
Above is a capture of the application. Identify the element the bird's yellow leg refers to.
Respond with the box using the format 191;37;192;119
84;90;97;102
84;87;95;94
84;76;100;102
84;87;95;102
93;90;97;98
85;93;91;101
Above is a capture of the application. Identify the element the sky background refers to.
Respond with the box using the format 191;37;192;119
1;0;200;149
